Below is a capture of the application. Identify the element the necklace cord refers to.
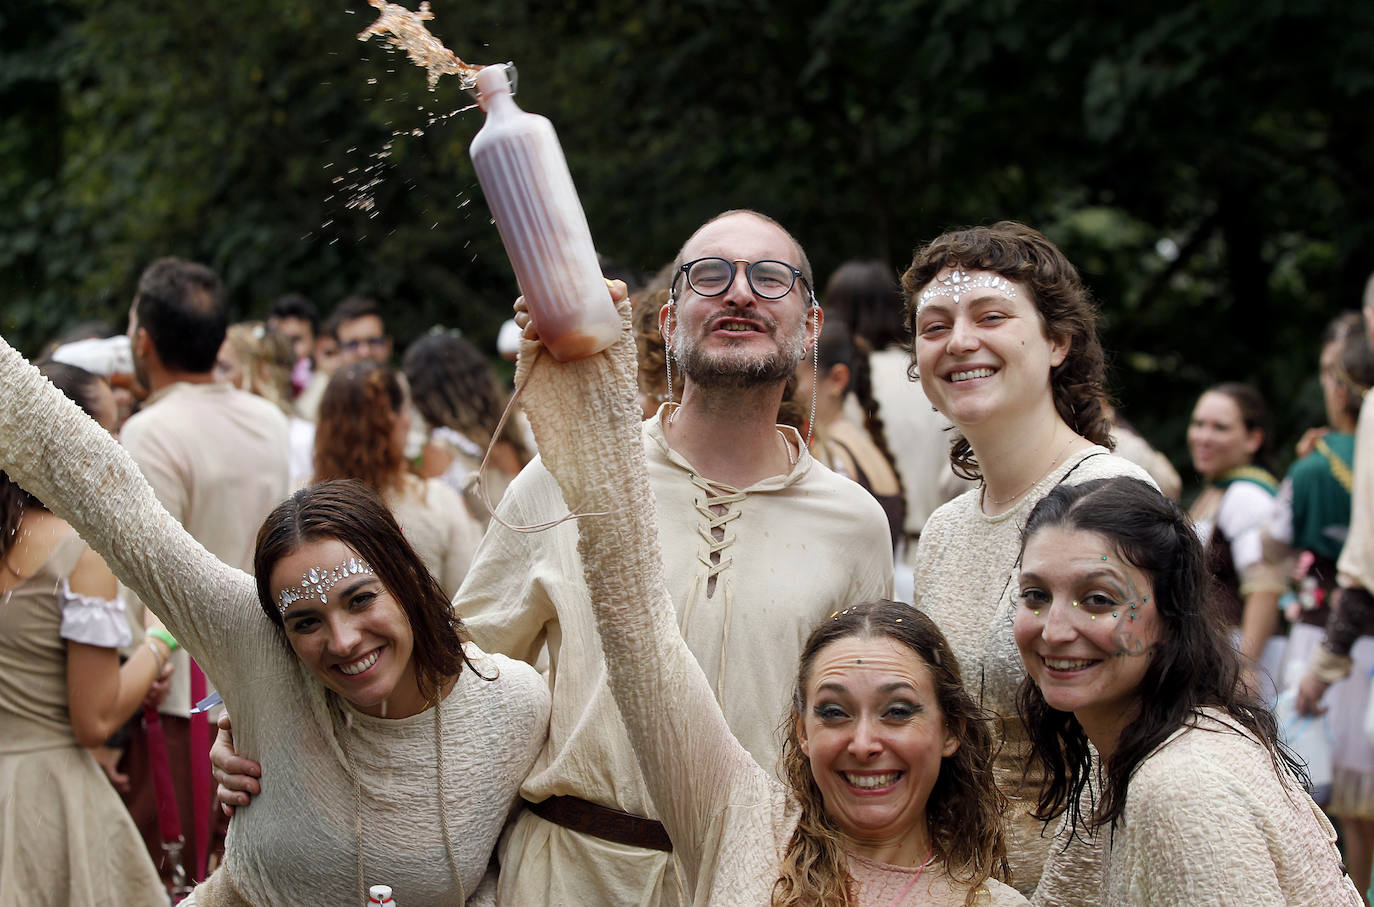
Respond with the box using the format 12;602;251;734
982;435;1077;508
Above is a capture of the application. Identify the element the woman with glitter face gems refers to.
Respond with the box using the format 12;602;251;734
1014;477;1360;904
0;335;551;905
901;221;1154;895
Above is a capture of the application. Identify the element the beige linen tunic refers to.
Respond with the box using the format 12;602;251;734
913;450;1153;896
1338;399;1374;592
385;473;483;599
458;408;895;906
1034;710;1361;906
120;380;290;718
0;338;550;907
507;332;1023;905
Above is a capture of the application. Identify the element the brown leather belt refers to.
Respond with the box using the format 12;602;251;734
524;796;673;852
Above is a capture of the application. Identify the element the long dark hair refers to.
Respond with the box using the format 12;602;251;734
774;601;1007;906
402;328;531;462
900;222;1112;479
1201;382;1276;476
253;480;484;702
2;362;109;567
814;321;905;505
1016;477;1303;834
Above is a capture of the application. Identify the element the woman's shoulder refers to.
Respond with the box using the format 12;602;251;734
460;645;549;703
981;877;1030;905
1063;448;1156;487
1216;480;1277;532
1129;709;1274;806
454;645;551;752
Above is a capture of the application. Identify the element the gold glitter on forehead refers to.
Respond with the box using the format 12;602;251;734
917;269;1017;313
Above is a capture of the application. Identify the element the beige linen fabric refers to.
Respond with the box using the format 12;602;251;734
385;473;483;599
913;451;1154;898
458;406;894;905
119;380;290;718
0;530;166;905
0;337;550;906
1339;400;1374;592
507;330;1024;905
1033;710;1360;906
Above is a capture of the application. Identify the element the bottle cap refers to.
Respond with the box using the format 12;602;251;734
474;62;518;110
368;885;394;904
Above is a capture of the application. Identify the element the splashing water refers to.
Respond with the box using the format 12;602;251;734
324;2;488;235
357;0;487;91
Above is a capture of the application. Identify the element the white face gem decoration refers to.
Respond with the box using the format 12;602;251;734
917;269;1018;312
276;555;375;615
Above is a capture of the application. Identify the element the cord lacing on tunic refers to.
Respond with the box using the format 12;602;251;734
679;473;745;706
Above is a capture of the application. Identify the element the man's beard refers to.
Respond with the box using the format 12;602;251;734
672;315;807;388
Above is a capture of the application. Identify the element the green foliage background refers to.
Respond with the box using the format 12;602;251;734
2;0;1372;480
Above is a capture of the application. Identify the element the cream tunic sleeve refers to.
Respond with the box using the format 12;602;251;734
0;336;259;691
511;327;795;900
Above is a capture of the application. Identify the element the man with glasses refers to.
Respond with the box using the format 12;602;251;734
332;295;392;365
211;210;892;906
464;209;892;905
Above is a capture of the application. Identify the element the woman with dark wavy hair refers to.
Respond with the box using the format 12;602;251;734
510;290;1024;905
0;336;551;905
1014;476;1358;904
315;360;483;598
900;221;1153;892
402;329;532;525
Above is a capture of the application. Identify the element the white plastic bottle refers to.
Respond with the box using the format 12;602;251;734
469;64;620;362
368;884;396;905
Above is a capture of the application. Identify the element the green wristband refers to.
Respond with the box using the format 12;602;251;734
147;627;179;652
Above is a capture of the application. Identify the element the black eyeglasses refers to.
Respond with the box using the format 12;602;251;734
340;336;388;353
674;257;809;301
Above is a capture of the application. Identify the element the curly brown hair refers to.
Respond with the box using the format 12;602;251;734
632;287;680;409
900;222;1112;479
401;329;530;464
773;601;1008;907
313;361;407;494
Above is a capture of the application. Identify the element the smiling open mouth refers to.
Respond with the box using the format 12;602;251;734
339;649;380;676
841;771;902;790
1042;656;1098;671
949;367;995;382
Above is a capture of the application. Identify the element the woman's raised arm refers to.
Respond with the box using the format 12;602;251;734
0;335;257;679
514;291;768;884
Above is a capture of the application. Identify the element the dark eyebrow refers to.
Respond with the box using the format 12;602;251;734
283;604;318;622
339;577;379;600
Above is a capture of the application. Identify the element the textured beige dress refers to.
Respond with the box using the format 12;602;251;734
913;450;1154;897
385;473;483;598
510;324;1025;905
459;406;895;906
0;529;166;906
1033;710;1360;905
0;336;550;907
